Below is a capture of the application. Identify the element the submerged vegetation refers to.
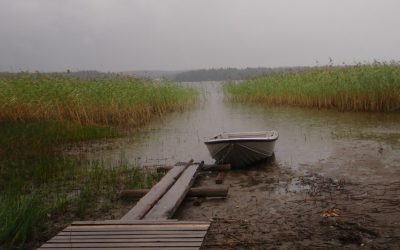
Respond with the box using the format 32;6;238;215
0;73;196;249
224;63;400;112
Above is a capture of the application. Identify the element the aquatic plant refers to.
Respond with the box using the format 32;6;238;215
224;63;400;112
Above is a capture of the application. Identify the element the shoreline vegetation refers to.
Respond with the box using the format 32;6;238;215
224;63;400;112
0;73;196;249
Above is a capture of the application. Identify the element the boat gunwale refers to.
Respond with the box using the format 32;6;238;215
205;130;278;145
204;137;278;145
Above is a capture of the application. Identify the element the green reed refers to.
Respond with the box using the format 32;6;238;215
0;73;194;249
0;73;197;126
224;63;400;112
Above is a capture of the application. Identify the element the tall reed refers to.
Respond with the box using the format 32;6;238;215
0;73;197;126
0;73;194;249
224;63;400;112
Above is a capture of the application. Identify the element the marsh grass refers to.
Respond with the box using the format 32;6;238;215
0;121;117;159
0;73;197;126
224;63;400;112
0;73;193;249
0;155;164;249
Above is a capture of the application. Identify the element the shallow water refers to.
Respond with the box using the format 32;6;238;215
81;82;400;183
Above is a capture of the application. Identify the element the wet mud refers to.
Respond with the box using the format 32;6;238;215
175;164;400;249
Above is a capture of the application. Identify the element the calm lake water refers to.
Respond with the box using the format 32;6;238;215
80;82;400;183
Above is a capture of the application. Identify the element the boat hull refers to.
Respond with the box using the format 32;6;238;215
205;139;276;168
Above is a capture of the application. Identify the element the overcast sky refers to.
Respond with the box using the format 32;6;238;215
0;0;399;72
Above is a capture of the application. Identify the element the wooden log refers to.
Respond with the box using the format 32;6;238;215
120;187;229;199
143;163;202;220
189;187;228;197
215;172;225;184
157;163;231;173
202;164;231;172
120;160;193;221
156;166;174;172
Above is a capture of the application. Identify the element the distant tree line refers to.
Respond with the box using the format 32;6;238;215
1;67;312;82
170;67;309;82
0;70;122;80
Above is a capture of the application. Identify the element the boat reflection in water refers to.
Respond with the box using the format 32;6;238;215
204;130;278;168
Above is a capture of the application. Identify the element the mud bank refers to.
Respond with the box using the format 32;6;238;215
175;164;400;249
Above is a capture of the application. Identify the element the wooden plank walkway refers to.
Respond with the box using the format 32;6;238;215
39;160;216;249
38;220;210;249
144;164;200;220
121;160;194;221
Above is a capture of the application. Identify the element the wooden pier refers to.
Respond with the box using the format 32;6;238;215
38;220;210;249
38;160;229;249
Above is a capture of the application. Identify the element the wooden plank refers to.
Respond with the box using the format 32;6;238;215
120;187;228;199
67;223;209;228
144;164;200;220
48;238;202;243
52;234;206;239
40;220;210;250
57;230;207;236
40;247;199;250
63;225;209;231
72;220;208;225
40;242;202;248
121;160;193;220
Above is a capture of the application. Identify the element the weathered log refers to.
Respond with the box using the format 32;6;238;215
202;164;231;172
120;187;229;199
157;163;231;173
215;172;225;184
120;160;193;221
156;166;174;172
189;187;228;197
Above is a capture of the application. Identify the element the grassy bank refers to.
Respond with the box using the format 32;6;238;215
0;73;196;249
224;63;400;112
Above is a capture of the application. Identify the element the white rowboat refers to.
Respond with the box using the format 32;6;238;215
204;130;278;168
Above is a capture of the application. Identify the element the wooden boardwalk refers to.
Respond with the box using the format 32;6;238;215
38;220;210;249
38;160;222;250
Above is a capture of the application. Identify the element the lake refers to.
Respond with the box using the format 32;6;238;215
79;81;400;184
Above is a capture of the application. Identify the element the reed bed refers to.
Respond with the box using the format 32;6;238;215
224;63;400;112
0;73;195;249
0;73;197;126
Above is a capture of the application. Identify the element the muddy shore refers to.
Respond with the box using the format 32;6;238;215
174;163;400;249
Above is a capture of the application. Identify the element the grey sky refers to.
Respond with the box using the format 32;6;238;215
1;0;399;72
